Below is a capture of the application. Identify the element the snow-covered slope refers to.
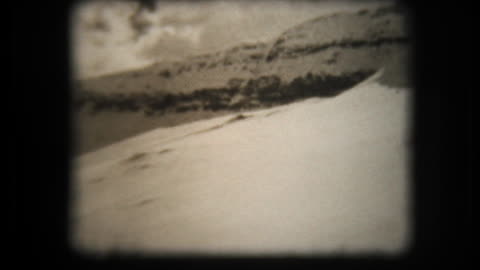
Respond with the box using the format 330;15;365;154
72;70;412;255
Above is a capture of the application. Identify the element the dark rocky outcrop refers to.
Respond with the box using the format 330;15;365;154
74;70;375;116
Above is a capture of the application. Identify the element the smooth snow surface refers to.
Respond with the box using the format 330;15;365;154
72;76;411;256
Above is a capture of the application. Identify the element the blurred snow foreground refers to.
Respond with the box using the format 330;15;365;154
72;69;411;256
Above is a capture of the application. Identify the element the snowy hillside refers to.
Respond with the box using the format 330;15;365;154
73;4;411;155
72;70;412;254
75;5;408;95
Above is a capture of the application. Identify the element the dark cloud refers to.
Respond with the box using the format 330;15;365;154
129;6;153;40
137;0;157;11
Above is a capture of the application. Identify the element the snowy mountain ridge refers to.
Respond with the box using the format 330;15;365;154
75;5;408;95
73;4;410;155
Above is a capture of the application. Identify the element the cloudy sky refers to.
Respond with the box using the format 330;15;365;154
71;0;387;79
